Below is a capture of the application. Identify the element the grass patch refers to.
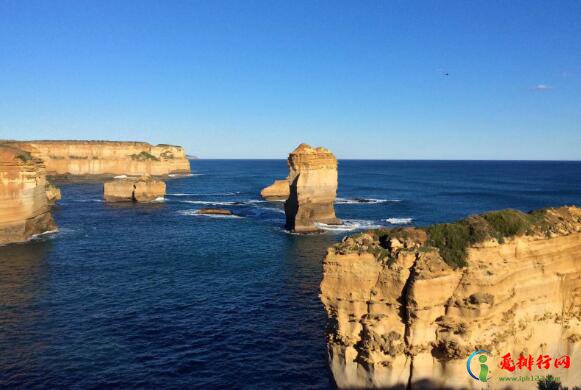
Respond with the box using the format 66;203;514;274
336;208;554;269
427;209;548;268
426;222;471;268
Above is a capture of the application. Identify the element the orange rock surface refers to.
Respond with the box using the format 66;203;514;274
284;144;340;232
0;145;57;245
3;140;190;176
321;206;581;388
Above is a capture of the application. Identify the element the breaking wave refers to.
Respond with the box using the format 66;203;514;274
167;192;240;197
177;210;243;218
384;217;413;225
335;197;401;205
315;219;384;232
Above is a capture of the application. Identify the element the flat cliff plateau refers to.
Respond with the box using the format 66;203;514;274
321;206;581;389
0;145;57;245
2;140;190;177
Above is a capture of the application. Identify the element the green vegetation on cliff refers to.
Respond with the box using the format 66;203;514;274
130;151;160;161
335;207;580;269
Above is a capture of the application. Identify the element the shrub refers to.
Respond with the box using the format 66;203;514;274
130;151;160;161
426;222;470;268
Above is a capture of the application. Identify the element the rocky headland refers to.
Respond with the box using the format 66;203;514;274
0;145;58;245
103;176;166;203
2;140;191;177
320;206;581;388
284;144;340;232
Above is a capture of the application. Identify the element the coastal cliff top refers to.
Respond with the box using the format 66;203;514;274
288;143;337;170
290;143;334;156
332;206;581;268
1;140;183;148
0;144;42;166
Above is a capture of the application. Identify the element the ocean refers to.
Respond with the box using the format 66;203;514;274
1;160;580;389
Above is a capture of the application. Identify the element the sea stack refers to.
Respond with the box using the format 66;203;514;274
103;176;166;203
320;206;581;389
0;145;58;245
284;144;340;232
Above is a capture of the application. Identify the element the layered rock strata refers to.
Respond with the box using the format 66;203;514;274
284;144;340;232
103;176;166;203
0;145;58;245
3;140;190;176
320;206;581;389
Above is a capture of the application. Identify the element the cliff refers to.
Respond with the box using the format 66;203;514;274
2;140;190;177
320;206;581;389
284;144;340;232
103;176;166;202
0;145;57;245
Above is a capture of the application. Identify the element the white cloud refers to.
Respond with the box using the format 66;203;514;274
532;84;553;91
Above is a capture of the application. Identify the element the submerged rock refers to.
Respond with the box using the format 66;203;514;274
196;208;233;215
284;144;340;232
103;176;166;202
0;145;57;245
260;179;289;200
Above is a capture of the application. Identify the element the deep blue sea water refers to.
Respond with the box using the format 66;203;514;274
1;160;580;389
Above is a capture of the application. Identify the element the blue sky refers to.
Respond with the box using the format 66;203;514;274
1;1;580;159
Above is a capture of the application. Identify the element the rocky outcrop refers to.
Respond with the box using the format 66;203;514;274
45;183;61;204
103;176;166;202
0;145;57;245
196;208;233;215
284;144;340;232
320;206;581;389
260;179;290;200
2;140;190;177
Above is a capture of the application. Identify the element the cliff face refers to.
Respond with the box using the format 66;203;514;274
0;146;57;245
284;144;340;232
320;206;581;389
103;176;166;202
3;141;190;176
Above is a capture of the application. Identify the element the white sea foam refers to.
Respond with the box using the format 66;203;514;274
30;229;59;240
153;197;166;203
384;217;413;225
335;197;401;205
113;175;128;179
177;210;242;218
315;219;384;232
179;200;241;206
168;173;203;177
167;192;240;197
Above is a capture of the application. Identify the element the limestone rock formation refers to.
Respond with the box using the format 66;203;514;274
2;140;191;176
46;183;61;204
0;145;58;245
103;176;166;203
260;179;290;200
284;144;340;232
320;206;581;389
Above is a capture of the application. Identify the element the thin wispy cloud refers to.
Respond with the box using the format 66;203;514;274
532;84;553;91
